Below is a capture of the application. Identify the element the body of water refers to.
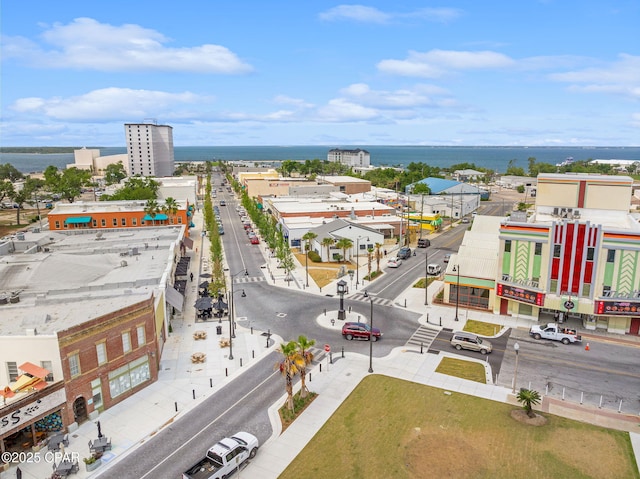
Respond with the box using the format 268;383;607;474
2;145;639;174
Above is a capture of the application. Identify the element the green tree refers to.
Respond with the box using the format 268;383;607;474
103;177;159;201
0;164;23;182
162;197;179;224
104;162;127;185
411;182;431;195
276;341;305;411
10;176;40;225
302;231;317;254
321;237;335;262
516;388;542;418
374;242;383;272
0;180;15;204
335;237;353;264
296;335;316;398
144;199;160;225
280;160;300;177
505;159;526;177
43;166;92;203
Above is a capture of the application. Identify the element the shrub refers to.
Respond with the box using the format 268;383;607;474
308;250;321;262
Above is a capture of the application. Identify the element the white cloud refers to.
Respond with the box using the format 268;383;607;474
10;88;209;121
377;49;514;77
1;18;253;74
319;5;390;23
339;83;441;108
316;99;380;122
549;54;640;99
319;5;462;24
272;95;315;108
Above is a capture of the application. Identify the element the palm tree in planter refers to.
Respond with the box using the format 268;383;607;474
276;341;305;411
517;388;542;418
374;242;383;272
296;335;315;398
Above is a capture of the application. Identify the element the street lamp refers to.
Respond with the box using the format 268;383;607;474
355;236;369;288
512;342;520;393
363;290;374;373
229;269;248;360
337;279;347;320
452;264;460;321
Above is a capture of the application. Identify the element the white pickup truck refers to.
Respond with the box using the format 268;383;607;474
529;323;582;345
182;432;259;479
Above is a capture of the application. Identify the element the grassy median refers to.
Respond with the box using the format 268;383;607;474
279;375;638;479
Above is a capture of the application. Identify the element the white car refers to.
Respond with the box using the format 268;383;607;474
387;257;402;268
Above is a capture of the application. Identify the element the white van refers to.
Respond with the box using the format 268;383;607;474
427;264;441;275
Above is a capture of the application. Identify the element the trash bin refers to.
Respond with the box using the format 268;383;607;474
216;326;222;335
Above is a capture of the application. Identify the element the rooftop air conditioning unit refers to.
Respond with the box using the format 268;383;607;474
573;209;580;218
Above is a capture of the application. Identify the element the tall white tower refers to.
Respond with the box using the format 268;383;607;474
125;121;174;177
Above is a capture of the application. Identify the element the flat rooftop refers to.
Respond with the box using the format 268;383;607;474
0;226;184;336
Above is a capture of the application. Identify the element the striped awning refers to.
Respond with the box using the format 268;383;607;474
143;213;168;221
64;216;92;224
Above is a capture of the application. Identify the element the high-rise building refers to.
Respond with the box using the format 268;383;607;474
125;121;174;177
327;148;370;168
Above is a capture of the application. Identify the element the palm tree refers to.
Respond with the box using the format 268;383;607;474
144;199;160;225
276;341;305;411
162;197;179;224
321;237;335;262
517;388;542;418
296;335;316;398
367;247;373;279
302;231;317;256
335;237;353;264
375;242;383;272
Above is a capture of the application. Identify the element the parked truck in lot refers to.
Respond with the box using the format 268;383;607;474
183;432;259;479
529;323;582;345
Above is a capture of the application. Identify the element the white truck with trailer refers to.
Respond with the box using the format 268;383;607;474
182;432;259;479
529;323;582;345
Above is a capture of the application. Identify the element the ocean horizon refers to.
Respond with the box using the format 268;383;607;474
2;145;639;174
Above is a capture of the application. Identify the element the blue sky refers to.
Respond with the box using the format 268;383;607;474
1;1;638;147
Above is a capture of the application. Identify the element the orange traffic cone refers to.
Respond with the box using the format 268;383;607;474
585;343;590;351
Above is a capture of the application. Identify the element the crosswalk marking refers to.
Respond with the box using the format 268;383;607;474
234;276;266;284
405;325;441;350
349;293;393;307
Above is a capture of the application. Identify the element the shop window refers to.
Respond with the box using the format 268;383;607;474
586;247;594;261
504;240;511;253
582;283;591;297
101;219;106;227
112;218;118;226
68;353;80;377
132;218;137;226
40;360;54;381
534;243;542;255
553;245;561;258
607;249;615;262
121;218;127;226
108;355;151;398
91;378;103;410
55;221;60;229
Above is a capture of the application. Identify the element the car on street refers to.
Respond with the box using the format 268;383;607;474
427;264;441;275
450;331;492;355
443;253;451;263
342;322;382;341
250;236;259;245
397;246;412;259
417;238;430;248
219;200;226;206
461;217;470;223
387;257;402;268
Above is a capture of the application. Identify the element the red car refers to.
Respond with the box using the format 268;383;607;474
250;236;259;245
341;322;382;341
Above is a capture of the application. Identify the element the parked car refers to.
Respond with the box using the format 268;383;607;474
342;322;382;341
218;227;224;235
387;257;402;268
450;331;492;355
397;246;412;259
443;253;451;263
250;236;259;245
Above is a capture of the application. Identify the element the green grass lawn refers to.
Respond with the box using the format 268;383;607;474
279;376;638;479
435;357;486;383
464;319;503;336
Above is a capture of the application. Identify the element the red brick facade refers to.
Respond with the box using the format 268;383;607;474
57;297;160;426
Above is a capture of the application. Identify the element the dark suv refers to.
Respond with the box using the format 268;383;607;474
397;247;412;259
342;322;382;341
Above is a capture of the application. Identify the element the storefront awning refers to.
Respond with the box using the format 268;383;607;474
166;285;184;312
19;362;50;379
64;216;92;224
143;213;168;221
